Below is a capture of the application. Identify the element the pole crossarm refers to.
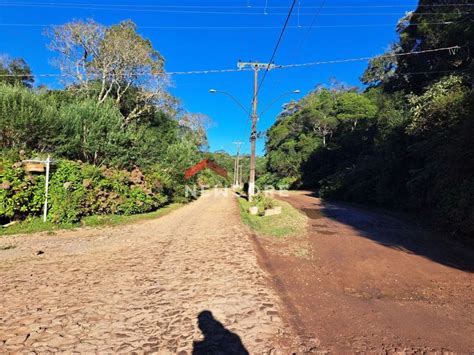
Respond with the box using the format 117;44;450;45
236;61;278;200
237;61;277;71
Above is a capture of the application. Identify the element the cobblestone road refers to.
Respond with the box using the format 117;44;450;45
0;191;288;353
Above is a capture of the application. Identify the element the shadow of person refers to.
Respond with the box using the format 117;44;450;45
192;310;249;355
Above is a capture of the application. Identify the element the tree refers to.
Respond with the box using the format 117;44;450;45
46;19;103;88
0;83;56;150
55;99;129;165
388;1;473;93
407;75;468;135
360;46;398;88
336;92;377;130
178;112;212;149
0;55;34;88
301;88;339;147
46;19;168;122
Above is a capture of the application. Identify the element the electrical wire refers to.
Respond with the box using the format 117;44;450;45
256;0;297;97
0;3;471;16
296;0;327;54
0;1;472;10
0;46;465;78
0;22;460;30
276;45;464;70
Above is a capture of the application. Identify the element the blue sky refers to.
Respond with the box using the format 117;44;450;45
0;0;418;155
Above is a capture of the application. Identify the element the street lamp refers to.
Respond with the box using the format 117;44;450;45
209;88;301;201
259;89;301;117
208;89;251;116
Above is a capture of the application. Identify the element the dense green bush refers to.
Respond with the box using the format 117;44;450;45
0;83;57;151
0;159;45;222
0;158;171;224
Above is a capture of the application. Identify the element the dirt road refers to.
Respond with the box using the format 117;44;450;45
265;191;474;353
2;190;472;353
0;191;294;353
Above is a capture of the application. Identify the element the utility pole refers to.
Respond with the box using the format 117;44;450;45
237;61;276;201
239;164;243;187
232;141;243;188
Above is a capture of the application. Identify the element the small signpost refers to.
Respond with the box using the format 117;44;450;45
22;155;52;222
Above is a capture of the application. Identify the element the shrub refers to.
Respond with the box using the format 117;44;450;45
48;160;86;224
0;159;45;223
252;193;275;216
0;157;175;224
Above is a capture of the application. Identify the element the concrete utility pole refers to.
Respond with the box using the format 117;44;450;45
232;141;243;188
237;61;276;201
239;164;243;187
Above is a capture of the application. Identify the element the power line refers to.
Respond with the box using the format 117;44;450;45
265;4;474;9
0;22;460;30
0;1;472;10
276;45;464;70
0;46;465;78
0;3;471;16
257;0;297;96
296;0;327;55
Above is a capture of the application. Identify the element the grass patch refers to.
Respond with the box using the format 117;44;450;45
81;203;182;227
0;203;182;237
0;218;72;237
238;196;307;238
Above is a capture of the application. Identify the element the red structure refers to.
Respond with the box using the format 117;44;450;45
184;159;228;180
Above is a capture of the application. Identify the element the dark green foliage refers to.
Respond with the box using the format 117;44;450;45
366;1;473;94
54;99;130;165
0;83;191;170
264;1;474;239
265;86;377;188
0;56;34;88
0;83;57;151
0;159;45;222
0;57;210;223
1;159;170;224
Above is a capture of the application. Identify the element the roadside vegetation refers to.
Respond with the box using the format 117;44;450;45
258;2;473;240
0;203;182;236
238;194;307;238
0;19;234;229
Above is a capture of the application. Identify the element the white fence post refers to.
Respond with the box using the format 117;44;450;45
43;155;50;222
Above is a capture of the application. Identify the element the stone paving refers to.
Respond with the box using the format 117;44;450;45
0;191;288;353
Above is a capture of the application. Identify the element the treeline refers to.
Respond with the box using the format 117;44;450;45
261;0;473;238
0;19;226;224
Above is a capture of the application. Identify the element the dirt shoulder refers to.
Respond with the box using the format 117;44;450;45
254;191;474;353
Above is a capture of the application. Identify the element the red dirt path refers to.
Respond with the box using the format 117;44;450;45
256;191;473;353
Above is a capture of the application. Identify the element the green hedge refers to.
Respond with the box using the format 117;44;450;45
0;158;171;224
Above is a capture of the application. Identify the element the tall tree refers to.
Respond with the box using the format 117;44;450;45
0;55;34;88
46;19;168;122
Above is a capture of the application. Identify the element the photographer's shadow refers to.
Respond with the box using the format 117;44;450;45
192;310;249;355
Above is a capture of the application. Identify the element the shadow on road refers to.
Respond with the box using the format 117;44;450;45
312;195;474;273
192;310;249;355
286;191;474;272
